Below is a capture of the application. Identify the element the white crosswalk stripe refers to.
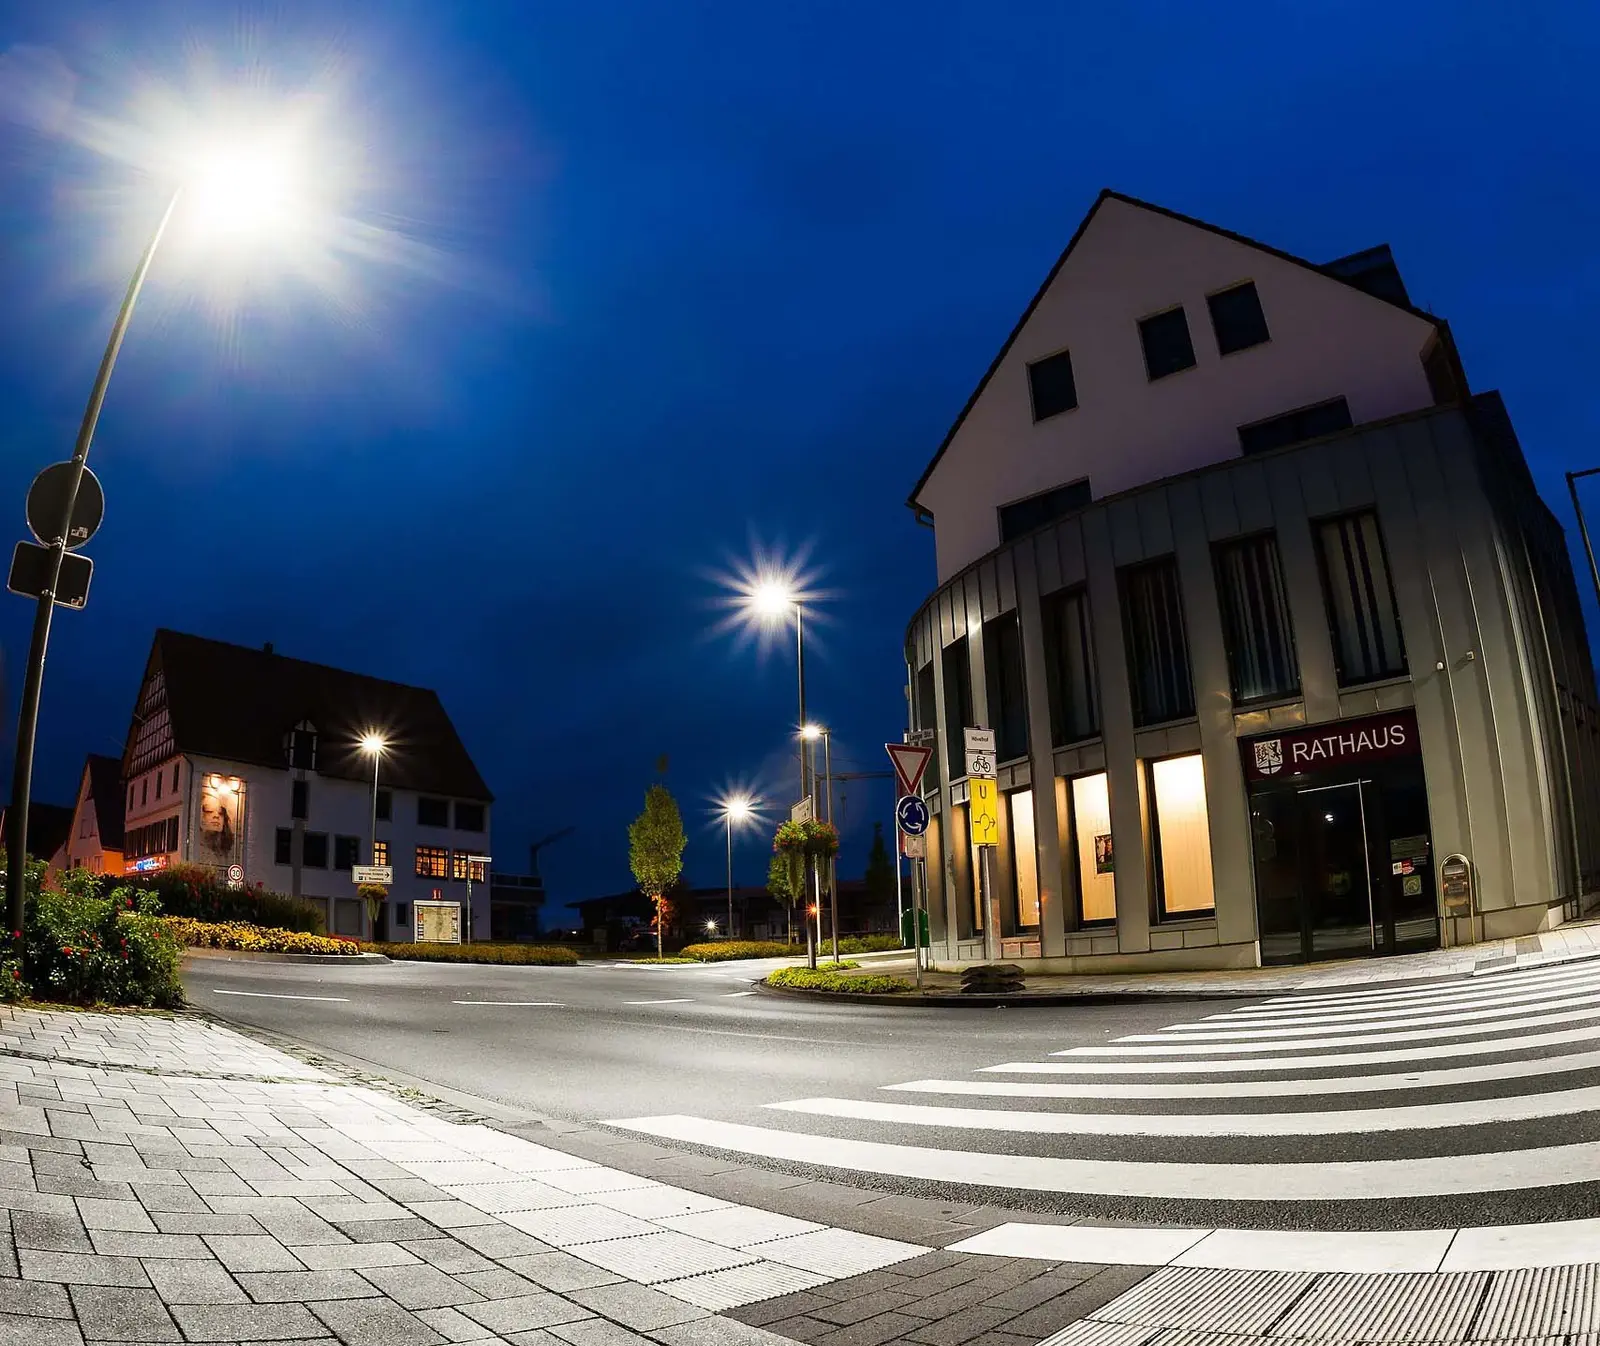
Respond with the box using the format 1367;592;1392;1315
608;953;1600;1224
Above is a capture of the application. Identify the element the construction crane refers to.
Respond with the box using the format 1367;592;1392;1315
527;827;575;881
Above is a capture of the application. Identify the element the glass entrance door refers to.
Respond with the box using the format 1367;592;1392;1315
1300;782;1375;960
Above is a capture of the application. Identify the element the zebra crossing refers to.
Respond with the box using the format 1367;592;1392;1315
609;953;1600;1228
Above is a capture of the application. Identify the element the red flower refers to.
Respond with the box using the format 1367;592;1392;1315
61;947;71;956
10;970;17;980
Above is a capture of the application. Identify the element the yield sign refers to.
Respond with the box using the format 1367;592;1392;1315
885;741;933;798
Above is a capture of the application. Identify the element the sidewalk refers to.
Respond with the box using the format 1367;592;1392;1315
819;918;1600;1002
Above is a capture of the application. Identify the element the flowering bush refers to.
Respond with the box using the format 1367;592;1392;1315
362;941;578;966
121;862;325;933
773;819;840;861
166;919;357;956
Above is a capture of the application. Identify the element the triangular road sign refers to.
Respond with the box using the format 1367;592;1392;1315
886;741;933;798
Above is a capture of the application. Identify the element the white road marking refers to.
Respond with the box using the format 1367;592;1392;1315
1155;988;1600;1039
1064;1001;1600;1054
888;1046;1600;1099
451;1001;566;1007
625;999;695;1006
723;991;759;998
767;1084;1600;1136
1259;957;1600;1009
212;990;349;1003
607;1113;1600;1200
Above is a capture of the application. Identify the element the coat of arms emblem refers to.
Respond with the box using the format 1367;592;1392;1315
1254;739;1284;775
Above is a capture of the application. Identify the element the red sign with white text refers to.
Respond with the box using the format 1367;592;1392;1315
1240;708;1420;783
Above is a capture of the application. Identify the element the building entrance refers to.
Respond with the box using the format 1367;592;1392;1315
1242;709;1439;966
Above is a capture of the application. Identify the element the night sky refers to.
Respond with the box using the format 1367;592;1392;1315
0;2;1596;924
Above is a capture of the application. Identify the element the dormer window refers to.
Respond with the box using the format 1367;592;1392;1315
284;720;318;771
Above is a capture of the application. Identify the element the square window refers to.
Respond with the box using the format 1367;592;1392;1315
455;801;485;832
1026;349;1078;421
375;789;392;822
274;829;292;866
1207;281;1270;355
333;835;359;871
417;797;449;828
291;779;308;821
302;832;329;868
1139;307;1196;381
373;839;389;867
415;845;449;879
451;852;487;882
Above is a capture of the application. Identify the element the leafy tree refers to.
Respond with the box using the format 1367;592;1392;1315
864;822;895;915
767;852;799;943
629;784;686;956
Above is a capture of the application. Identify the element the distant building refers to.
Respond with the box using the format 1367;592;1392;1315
489;869;547;942
117;630;494;939
53;754;126;876
575;877;892;949
0;801;74;872
905;190;1598;970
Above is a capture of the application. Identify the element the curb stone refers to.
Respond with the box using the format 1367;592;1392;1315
181;946;390;964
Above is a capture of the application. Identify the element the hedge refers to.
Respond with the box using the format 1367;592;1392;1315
120;862;326;934
838;934;903;955
767;965;913;994
168;919;357;956
362;941;578;966
679;940;796;962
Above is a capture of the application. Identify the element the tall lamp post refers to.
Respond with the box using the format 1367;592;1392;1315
6;133;318;942
357;734;386;940
803;724;838;962
743;579;809;809
718;794;757;937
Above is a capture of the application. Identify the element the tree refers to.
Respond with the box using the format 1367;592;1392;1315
629;784;686;957
864;822;895;920
767;852;799;943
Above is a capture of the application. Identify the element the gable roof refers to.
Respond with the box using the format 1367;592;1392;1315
84;754;125;850
144;630;492;801
907;188;1449;510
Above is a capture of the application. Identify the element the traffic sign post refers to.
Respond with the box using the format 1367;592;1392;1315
896;794;929;836
464;854;492;945
7;543;92;610
886;742;933;799
26;463;104;551
964;728;1001;961
353;865;393;886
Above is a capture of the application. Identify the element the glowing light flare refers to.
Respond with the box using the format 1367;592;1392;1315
358;733;387;756
714;791;763;831
801;724;825;741
182;127;307;239
707;541;831;660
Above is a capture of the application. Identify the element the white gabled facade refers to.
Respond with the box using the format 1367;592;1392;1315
913;192;1449;581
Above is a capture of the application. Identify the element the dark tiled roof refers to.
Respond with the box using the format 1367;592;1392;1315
0;802;74;861
85;754;125;850
151;630;492;801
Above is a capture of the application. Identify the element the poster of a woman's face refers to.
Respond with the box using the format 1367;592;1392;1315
198;779;243;866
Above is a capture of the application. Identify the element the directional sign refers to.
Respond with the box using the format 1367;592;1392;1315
790;796;814;823
886;742;933;798
7;541;92;609
965;751;995;779
26;463;104;550
353;865;393;885
970;777;999;847
896;794;929;836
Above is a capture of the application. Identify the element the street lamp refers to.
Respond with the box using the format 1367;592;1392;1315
358;734;386;865
5;127;321;940
717;794;758;938
744;574;809;809
802;725;839;962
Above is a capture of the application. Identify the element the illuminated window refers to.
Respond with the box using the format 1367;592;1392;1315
372;840;389;866
1148;754;1215;918
451;852;487;882
1071;772;1116;925
1008;790;1039;929
415;846;449;879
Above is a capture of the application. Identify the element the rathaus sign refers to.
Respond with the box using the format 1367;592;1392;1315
1241;709;1420;783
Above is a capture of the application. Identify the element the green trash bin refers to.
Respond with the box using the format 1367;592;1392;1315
899;907;930;949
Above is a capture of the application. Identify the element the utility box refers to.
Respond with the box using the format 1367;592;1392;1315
900;908;930;949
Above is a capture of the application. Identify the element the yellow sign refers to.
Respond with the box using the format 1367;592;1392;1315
970;778;999;847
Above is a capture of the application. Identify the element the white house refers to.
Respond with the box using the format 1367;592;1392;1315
53;754;126;877
120;630;494;939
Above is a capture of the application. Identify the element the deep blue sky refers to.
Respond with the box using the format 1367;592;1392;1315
0;2;1597;922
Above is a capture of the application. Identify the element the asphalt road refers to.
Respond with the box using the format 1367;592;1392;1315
185;953;1600;1233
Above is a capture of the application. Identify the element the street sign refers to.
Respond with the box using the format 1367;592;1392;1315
901;832;926;859
26;463;104;550
970;777;999;846
965;751;995;779
353;865;393;885
226;864;243;888
896;794;929;836
963;727;995;754
886;742;933;798
466;853;493;866
790;796;814;823
905;727;935;747
7;541;92;609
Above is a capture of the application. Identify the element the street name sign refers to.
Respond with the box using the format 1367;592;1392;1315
896;794;929;836
353;865;393;885
8;542;92;609
886;742;933;797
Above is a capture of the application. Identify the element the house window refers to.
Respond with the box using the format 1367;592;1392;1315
1139;307;1196;381
155;772;162;801
285;721;318;770
167;816;179;852
128;784;134;812
1026;349;1078;421
274;829;292;866
451;852;488;882
395;903;410;926
1315;511;1407;685
415;845;449;879
1148;754;1215;919
941;638;973;779
172;763;180;794
372;840;389;866
418;797;449;828
914;662;940;790
455;802;485;832
140;778;148;807
1238;397;1353;457
1041;586;1098;745
333;835;360;871
290;779;308;821
1008;790;1039;929
1070;772;1116;925
1214;533;1299;702
998;479;1091;543
983;613;1028;762
375;789;392;822
302;832;329;869
1207;281;1270;355
1119;559;1195;725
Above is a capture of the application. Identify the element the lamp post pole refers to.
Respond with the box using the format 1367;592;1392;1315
725;813;734;939
1567;469;1600;616
368;751;381;865
6;190;182;942
794;607;808;808
822;729;838;963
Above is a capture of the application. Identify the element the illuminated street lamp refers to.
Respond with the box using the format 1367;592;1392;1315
732;568;810;807
718;794;759;938
358;734;387;867
5;123;327;940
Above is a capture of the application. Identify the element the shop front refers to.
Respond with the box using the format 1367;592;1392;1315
1242;709;1438;965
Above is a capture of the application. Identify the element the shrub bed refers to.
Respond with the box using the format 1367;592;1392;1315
767;965;913;994
679;940;797;962
362;942;578;966
168;919;357;956
122;862;325;934
837;934;903;955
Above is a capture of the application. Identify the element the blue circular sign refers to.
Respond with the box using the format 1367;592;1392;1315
896;794;929;836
